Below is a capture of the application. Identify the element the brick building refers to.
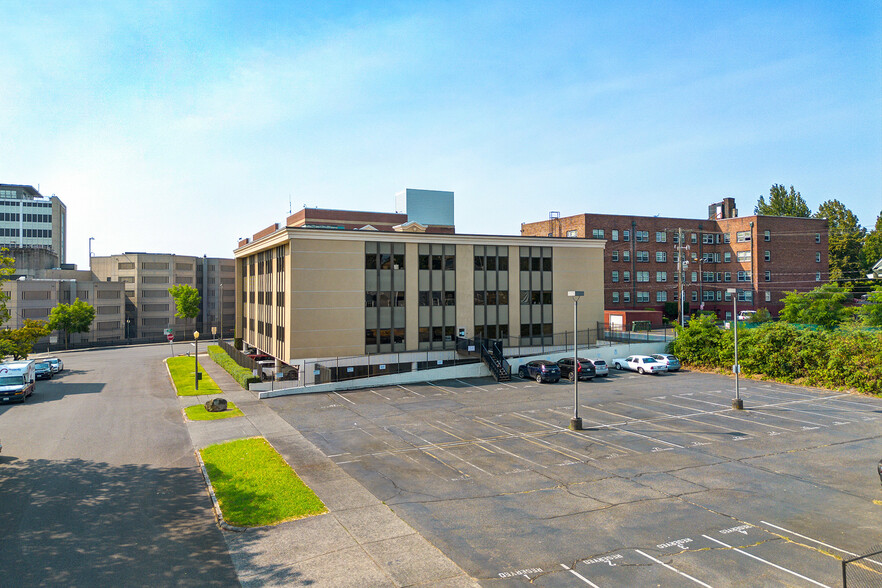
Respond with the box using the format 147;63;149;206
521;199;829;319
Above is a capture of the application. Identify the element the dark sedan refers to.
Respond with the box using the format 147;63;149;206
557;357;596;381
518;360;561;383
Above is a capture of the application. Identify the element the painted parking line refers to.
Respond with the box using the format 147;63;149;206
633;549;714;587
333;391;355;405
559;563;600;587
426;381;460;395
426;421;496;454
647;397;796;432
702;535;829;587
456;379;489;391
512;411;637;454
760;521;882;567
397;384;425;397
369;389;390;400
679;394;832;428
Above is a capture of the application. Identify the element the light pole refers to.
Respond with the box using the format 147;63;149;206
568;290;584;430
88;237;95;271
726;288;743;410
194;330;200;391
219;282;223;343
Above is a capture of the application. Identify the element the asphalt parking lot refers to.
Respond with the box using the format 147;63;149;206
266;368;882;587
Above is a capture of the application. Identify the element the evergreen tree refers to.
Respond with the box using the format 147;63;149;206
755;184;811;217
814;199;866;282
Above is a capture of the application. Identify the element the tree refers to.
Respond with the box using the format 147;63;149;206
0;320;50;359
48;298;97;349
814;199;866;283
755;184;811;217
853;286;882;327
863;211;882;271
169;284;201;331
747;308;773;323
779;283;848;328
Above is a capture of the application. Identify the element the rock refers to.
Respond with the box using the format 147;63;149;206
205;398;228;412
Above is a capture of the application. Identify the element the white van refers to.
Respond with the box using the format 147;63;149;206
0;360;36;403
737;310;756;321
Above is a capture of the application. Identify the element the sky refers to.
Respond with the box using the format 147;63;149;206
2;1;880;268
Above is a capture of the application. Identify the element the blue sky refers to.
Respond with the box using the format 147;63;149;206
2;1;880;267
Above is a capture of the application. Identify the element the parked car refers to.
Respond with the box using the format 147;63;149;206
46;358;64;373
612;355;667;375
556;357;595;381
518;360;561;383
34;361;53;380
590;359;609;377
650;354;680;372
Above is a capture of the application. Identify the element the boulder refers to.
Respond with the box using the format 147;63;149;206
205;398;228;412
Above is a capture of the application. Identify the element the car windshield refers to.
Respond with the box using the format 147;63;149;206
36;363;49;368
0;375;23;385
594;360;606;365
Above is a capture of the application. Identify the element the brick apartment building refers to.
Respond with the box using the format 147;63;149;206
521;198;829;319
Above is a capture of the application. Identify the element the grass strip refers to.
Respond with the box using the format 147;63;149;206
185;402;244;421
200;437;327;527
167;356;222;396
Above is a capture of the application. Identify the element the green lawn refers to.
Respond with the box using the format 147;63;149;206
184;401;244;421
167;356;222;396
200;437;327;527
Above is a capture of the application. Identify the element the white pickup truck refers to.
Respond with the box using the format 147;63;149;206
612;355;667;375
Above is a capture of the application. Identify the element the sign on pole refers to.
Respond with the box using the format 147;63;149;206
167;334;175;342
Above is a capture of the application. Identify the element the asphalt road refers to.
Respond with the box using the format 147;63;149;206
266;368;882;587
0;345;240;587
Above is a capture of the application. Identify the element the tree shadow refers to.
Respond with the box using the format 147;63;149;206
0;457;308;586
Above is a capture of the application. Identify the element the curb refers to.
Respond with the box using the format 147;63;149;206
194;447;254;533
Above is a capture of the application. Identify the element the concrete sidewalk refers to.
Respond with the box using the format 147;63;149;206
178;353;478;587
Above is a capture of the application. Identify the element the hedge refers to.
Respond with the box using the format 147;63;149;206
208;344;260;389
668;316;882;395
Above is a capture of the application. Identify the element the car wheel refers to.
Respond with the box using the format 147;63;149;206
568;371;575;382
638;367;645;374
536;374;543;383
518;367;526;379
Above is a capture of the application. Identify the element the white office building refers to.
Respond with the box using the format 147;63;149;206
0;184;67;264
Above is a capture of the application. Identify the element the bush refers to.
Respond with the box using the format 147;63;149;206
208;345;260;389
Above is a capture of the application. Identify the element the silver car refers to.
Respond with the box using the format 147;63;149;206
590;359;609;377
651;354;681;372
47;358;64;373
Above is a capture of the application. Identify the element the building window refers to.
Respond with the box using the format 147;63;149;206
623;230;630;242
566;230;578;238
703;233;714;245
816;272;821;281
656;291;667;302
611;230;619;241
656;231;667;243
703;291;715;301
765;270;771;282
736;231;751;243
764;230;770;241
816;252;821;262
737;270;751;282
611;251;619;262
815;233;821;243
635;231;649;242
611;271;619;283
366;242;406;353
636;251;649;262
765;291;771;302
636;271;649;283
737;251;751;263
656;251;667;262
623;291;631;303
691;271;698;283
724;252;731;263
623;271;630;283
592;229;604;239
612;291;619;303
519;246;553;343
737;290;753;302
764;250;771;262
723;233;730;243
622;250;630;262
692;291;698;302
636;291;649;303
691;233;698;244
703;271;714;283
725;290;732;301
657;271;667;282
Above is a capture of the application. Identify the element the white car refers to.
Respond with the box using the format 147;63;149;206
612;355;667;375
590;359;609;377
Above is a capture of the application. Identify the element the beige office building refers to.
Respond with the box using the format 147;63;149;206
234;226;605;364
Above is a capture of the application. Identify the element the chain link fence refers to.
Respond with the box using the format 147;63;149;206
842;545;882;587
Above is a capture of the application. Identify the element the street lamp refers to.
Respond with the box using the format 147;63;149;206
219;282;223;343
726;289;743;410
193;330;200;391
568;290;584;430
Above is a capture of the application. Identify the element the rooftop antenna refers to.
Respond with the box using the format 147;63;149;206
288;194;292;215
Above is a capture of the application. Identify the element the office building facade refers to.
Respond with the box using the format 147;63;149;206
521;199;829;318
0;184;67;264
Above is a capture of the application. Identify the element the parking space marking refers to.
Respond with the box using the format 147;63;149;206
512;411;637;454
760;521;882;567
559;563;601;587
633;549;714;587
647;397;796;432
333;391;355;405
613;402;720;444
456;379;489;391
397;384;425;397
434;420;497;454
702;535;829;587
426;421;495;455
426;381;460;395
678;394;832;428
369;389;390;400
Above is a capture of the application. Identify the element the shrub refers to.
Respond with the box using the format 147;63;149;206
208;345;260;389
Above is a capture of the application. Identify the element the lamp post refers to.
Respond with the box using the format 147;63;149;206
219;282;223;343
568;290;584;430
193;330;200;391
726;288;743;410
